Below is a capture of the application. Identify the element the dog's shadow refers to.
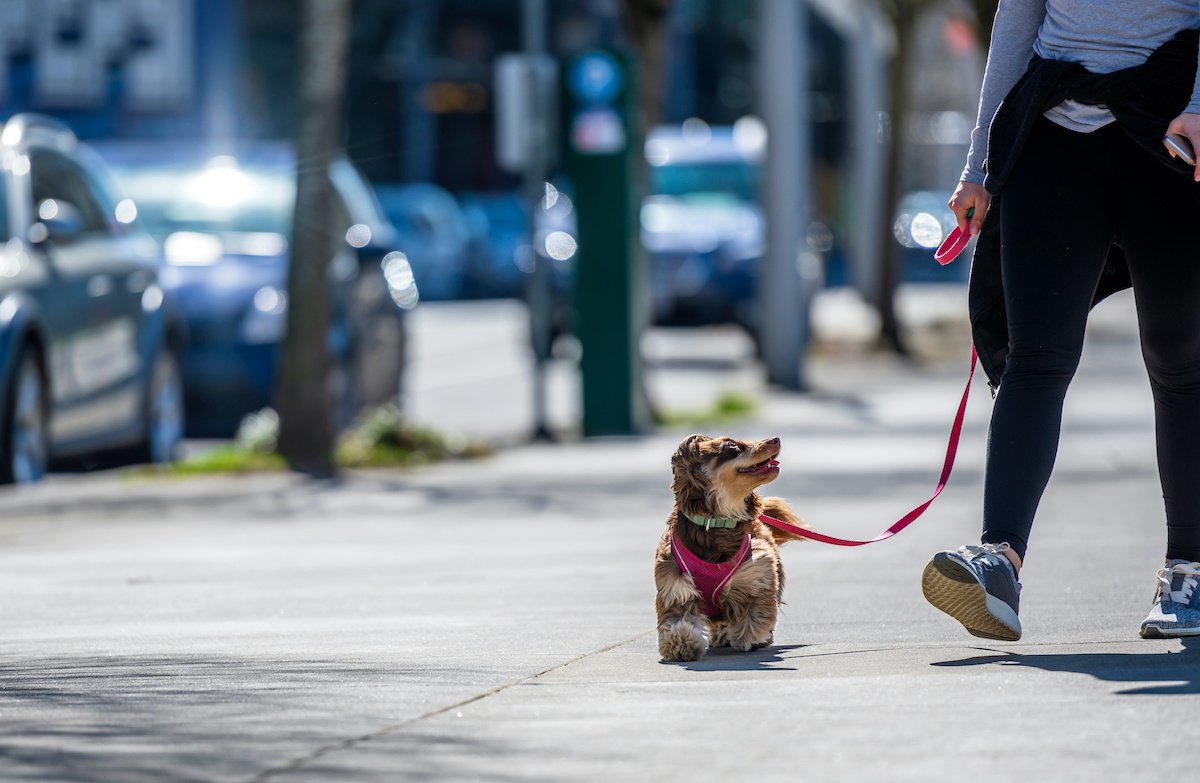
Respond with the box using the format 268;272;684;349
933;636;1200;695
663;644;808;672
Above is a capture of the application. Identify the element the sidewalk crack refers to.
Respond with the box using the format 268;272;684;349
247;631;651;782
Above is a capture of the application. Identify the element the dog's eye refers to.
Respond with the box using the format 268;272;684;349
722;442;741;454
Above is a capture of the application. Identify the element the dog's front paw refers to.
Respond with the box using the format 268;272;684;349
730;630;773;652
659;618;709;662
750;632;774;651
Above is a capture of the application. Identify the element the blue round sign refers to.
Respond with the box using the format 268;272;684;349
568;51;623;106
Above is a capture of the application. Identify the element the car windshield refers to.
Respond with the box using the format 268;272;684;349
108;164;294;242
650;161;758;201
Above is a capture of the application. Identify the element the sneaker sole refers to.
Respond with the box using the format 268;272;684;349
922;554;1022;642
1140;623;1200;639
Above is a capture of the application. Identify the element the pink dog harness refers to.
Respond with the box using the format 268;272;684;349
671;534;753;618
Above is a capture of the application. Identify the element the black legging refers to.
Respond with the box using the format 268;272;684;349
982;116;1200;563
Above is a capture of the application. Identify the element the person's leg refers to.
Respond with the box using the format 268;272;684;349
923;119;1115;641
1108;132;1200;638
980;119;1117;564
1112;140;1200;562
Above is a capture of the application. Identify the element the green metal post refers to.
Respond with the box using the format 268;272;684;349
565;49;649;436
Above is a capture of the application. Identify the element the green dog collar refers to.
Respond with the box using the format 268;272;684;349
687;514;742;530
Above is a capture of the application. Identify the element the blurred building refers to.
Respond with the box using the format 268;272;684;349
0;0;976;192
0;0;238;141
244;0;852;195
0;0;982;293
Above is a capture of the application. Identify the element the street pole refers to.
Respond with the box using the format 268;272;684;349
401;1;437;183
847;0;887;299
756;0;812;390
522;0;554;441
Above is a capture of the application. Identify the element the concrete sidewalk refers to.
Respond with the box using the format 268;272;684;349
0;289;1190;782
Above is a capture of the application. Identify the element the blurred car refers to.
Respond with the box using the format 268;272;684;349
458;191;526;299
643;122;766;332
0;115;185;484
94;142;417;437
374;183;471;301
458;187;577;303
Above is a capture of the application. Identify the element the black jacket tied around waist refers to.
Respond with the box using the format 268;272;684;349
969;29;1200;388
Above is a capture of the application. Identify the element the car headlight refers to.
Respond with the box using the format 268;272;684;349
164;231;223;266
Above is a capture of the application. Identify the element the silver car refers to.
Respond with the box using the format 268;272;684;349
0;115;184;484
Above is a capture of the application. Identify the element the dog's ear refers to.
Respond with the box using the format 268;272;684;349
670;434;708;469
670;434;711;506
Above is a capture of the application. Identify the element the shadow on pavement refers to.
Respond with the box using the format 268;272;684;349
932;638;1200;695
664;643;809;672
0;654;516;783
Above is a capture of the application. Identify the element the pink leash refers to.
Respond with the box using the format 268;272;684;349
759;345;976;546
759;223;977;547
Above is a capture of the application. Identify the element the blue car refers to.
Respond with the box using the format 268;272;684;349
96;142;417;437
643;123;765;331
457;188;578;303
374;183;471;301
0;115;185;483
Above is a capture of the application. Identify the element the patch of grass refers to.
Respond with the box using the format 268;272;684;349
655;391;759;429
163;445;288;476
151;405;491;477
335;406;492;468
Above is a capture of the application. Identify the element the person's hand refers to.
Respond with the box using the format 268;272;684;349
948;180;991;237
1165;111;1200;182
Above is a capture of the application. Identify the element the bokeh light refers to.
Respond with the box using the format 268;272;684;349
544;231;577;261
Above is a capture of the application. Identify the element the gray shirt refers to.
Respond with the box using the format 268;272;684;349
962;0;1200;185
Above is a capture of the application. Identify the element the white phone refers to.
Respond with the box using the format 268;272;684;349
1164;134;1197;166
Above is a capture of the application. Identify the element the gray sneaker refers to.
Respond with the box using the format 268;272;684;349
922;543;1022;641
1140;560;1200;638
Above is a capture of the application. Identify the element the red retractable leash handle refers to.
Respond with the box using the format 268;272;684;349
934;206;974;266
758;213;978;547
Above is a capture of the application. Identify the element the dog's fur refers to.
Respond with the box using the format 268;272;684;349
654;434;807;661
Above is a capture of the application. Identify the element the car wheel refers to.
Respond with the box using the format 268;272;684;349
139;348;184;465
1;348;49;485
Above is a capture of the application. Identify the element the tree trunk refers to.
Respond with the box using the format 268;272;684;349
275;0;353;478
874;8;918;355
620;0;671;136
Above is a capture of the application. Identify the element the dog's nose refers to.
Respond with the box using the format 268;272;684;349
768;437;780;446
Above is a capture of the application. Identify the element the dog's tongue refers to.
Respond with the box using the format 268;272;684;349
751;459;780;473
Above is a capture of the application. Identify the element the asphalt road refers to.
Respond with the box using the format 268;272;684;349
402;298;763;443
1;290;1192;782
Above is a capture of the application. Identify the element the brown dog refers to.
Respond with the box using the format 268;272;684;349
654;434;807;661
